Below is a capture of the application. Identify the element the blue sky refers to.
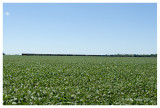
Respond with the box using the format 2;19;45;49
3;3;157;55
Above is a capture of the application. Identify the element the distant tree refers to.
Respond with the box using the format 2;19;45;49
3;53;5;55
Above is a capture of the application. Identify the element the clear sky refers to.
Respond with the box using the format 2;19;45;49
3;3;157;55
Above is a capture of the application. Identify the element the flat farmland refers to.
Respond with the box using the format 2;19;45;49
3;55;157;105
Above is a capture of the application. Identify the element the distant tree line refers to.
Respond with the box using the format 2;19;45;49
22;53;157;57
104;54;157;57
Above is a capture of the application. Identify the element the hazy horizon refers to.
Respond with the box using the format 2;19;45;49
3;3;157;55
3;53;157;55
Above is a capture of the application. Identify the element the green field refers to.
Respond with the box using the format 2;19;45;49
3;55;157;105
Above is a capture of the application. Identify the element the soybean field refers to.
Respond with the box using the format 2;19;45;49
3;55;157;105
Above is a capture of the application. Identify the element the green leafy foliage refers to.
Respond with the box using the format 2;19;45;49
3;56;157;105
